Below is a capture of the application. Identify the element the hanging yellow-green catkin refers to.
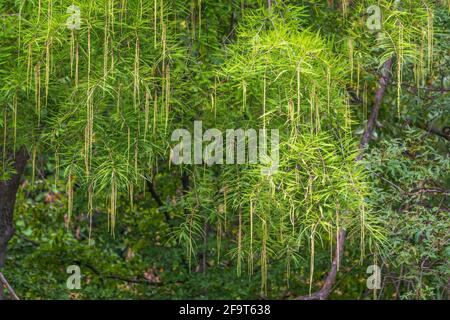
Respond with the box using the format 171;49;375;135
70;30;74;78
198;0;202;40
160;12;167;126
223;186;227;232
116;84;121;115
75;40;79;88
216;221;222;263
44;38;51;106
32;145;36;187
420;30;426;87
345;93;351;136
309;85;315;134
45;0;52;99
348;37;354;87
210;91;215;116
161;0;165;52
153;93;158;134
360;201;366;263
127;126;131;166
110;36;115;77
144;91;150;141
329;224;333;263
84;28;93;177
34;63;41;125
103;0;110;87
297;62;301;116
415;33;423;96
426;7;434;74
17;2;22;61
309;224;317;295
154;0;158;47
249;199;254;275
288;98;295;126
356;59;361;98
327;65;331;113
342;0;348;21
261;218;268;296
237;208;242;277
109;0;115;37
110;174;117;237
211;77;217;120
315;85;320;132
110;4;115;75
66;173;74;228
134;132;139;177
397;22;403;117
37;0;41;24
190;0;196;40
12;91;17;153
87;28;91;85
54;146;59;186
47;0;52;30
139;0;143;19
165;64;170;130
26;44;32;95
85;89;94;176
363;81;368;120
242;80;247;112
133;37;141;112
263;66;267;130
2;108;6;169
88;183;94;245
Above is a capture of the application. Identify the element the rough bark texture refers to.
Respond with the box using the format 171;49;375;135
0;147;28;298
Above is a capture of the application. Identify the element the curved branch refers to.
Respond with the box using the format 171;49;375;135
358;58;394;157
295;230;346;300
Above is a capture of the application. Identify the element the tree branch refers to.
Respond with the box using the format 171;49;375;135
146;180;171;222
358;58;394;157
76;261;164;286
146;180;163;207
0;272;20;300
405;119;450;142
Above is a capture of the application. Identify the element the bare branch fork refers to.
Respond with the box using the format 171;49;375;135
295;58;394;300
0;272;20;300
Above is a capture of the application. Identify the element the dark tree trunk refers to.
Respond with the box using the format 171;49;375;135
0;148;28;269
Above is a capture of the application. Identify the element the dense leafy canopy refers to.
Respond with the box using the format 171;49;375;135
0;0;448;299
